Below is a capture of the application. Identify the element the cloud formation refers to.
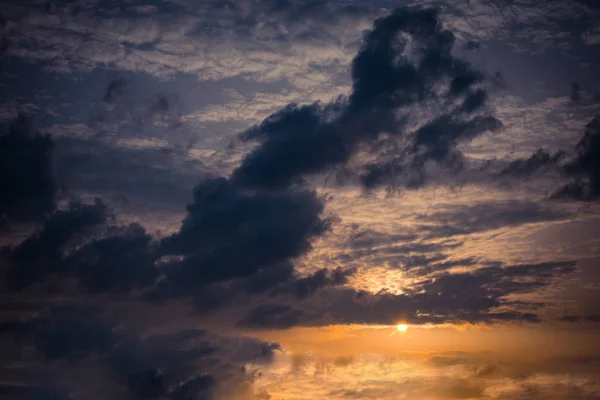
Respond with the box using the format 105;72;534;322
233;7;501;190
552;115;600;200
0;114;56;226
0;307;280;399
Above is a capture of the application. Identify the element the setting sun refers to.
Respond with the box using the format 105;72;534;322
397;324;408;332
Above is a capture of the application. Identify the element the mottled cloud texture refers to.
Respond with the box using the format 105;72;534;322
1;0;600;399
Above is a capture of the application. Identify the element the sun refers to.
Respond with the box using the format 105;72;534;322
396;324;408;332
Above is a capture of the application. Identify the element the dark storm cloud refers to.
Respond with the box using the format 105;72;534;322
5;199;108;290
3;197;160;294
233;7;500;190
0;309;279;400
185;263;354;314
0;114;56;226
276;266;354;299
2;167;341;312
552;115;600;200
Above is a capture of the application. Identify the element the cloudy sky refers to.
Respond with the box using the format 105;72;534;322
1;0;600;399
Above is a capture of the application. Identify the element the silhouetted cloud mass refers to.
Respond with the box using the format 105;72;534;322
158;177;332;291
0;114;56;226
6;199;108;290
233;7;501;190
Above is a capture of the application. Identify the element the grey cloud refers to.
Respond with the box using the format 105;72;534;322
102;76;128;103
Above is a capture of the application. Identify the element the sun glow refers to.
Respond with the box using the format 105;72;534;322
397;324;408;332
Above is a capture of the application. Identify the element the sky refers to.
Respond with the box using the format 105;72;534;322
1;0;600;399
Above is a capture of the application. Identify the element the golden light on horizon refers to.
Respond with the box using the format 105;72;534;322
397;324;408;332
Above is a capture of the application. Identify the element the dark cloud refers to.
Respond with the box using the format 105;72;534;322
158;177;332;291
552;115;600;200
5;199;108;290
559;315;581;322
2;156;340;312
464;40;481;51
0;114;57;226
238;303;312;329
0;309;280;400
233;7;500;190
0;385;73;400
276;266;353;299
65;222;157;293
571;82;581;102
319;261;577;327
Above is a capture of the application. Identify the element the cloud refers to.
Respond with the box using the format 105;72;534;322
54;136;205;211
0;308;279;399
2;195;164;294
236;260;577;329
559;314;600;323
0;0;375;91
0;114;57;226
498;148;564;178
417;200;570;238
156;177;333;295
233;7;500;190
5;198;108;290
65;222;157;293
238;303;313;330
102;76;128;103
552;115;600;200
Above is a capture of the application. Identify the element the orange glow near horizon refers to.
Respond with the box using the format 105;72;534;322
396;323;408;332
